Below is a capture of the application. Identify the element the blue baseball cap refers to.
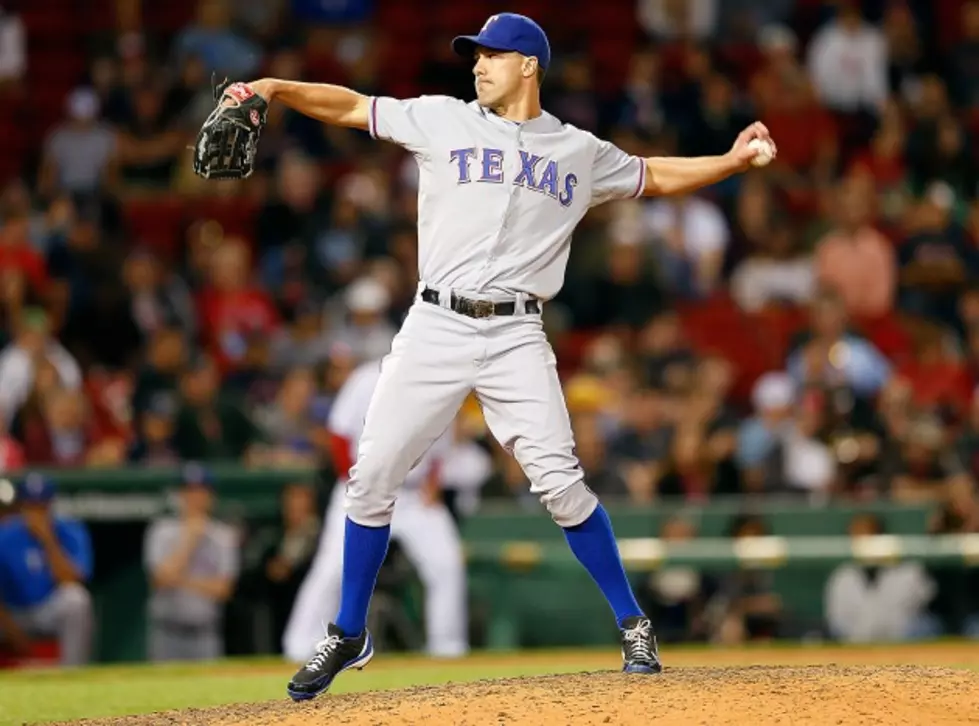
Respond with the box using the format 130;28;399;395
452;13;551;71
17;473;56;504
181;462;214;490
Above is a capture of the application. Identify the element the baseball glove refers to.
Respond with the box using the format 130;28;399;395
192;76;268;180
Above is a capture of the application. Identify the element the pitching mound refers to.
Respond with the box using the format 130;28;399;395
74;666;979;726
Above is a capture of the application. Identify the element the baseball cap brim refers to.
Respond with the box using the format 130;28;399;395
452;34;506;59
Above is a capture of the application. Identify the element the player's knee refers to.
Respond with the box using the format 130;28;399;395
540;479;599;528
56;583;93;620
344;456;398;527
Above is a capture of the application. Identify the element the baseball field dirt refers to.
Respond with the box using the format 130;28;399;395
57;643;979;726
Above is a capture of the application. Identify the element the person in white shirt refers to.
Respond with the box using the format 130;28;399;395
806;2;888;114
825;514;938;642
0;308;82;430
730;220;814;312
642;195;730;298
0;4;25;84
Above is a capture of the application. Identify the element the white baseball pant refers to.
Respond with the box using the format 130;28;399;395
282;481;468;662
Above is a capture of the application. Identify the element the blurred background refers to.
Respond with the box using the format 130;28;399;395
1;0;979;667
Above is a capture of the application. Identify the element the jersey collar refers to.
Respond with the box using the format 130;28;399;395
471;101;557;133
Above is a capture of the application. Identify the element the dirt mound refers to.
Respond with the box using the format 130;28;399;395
68;665;979;726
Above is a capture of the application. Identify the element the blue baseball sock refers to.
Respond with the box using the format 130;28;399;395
334;517;391;638
562;503;644;627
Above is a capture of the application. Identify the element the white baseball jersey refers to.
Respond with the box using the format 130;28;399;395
367;96;646;300
329;360;448;490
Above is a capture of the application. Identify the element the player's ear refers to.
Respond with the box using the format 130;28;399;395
522;57;538;79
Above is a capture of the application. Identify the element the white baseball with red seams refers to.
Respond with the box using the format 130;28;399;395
343;95;646;534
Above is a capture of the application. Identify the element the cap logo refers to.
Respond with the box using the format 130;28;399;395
482;14;499;32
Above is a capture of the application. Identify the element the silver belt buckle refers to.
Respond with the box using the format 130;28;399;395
471;299;495;318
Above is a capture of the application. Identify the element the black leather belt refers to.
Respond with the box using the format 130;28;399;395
421;288;540;318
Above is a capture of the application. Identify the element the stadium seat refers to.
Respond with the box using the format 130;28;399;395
0;639;61;670
122;197;186;261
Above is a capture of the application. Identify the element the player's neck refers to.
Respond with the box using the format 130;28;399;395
489;94;542;124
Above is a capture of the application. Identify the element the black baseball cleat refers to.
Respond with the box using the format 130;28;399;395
619;616;663;674
287;623;374;701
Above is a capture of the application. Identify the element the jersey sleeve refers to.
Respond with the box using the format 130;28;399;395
590;137;646;208
367;95;458;156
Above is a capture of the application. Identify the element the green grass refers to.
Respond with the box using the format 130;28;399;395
0;653;613;725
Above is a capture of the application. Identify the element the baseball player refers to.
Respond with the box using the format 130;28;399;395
192;13;776;701
281;358;467;663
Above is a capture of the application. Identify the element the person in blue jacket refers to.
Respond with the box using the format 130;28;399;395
0;473;93;666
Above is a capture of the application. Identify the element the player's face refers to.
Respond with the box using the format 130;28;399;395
473;47;525;106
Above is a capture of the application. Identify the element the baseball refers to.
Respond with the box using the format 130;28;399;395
748;138;775;167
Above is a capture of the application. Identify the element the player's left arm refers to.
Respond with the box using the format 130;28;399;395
641;122;777;197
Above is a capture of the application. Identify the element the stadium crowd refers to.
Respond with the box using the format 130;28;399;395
1;0;979;661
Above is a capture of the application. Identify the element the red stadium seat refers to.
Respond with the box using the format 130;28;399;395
184;196;260;248
122;197;186;261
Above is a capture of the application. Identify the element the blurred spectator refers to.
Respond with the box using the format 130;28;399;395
251;367;324;468
545;56;598;132
330;276;396;361
197;239;279;375
0;419;24;473
0;3;25;87
131;327;186;420
0;474;94;666
291;0;374;24
883;1;928;100
898;182;977;329
637;310;697;390
848;101;908;223
906;111;975;200
779;389;837;498
825;513;937;642
438;408;494;523
814;175;896;320
269;300;335;373
947;1;979;108
708;514;782;643
954;388;979;484
222;333;280;409
579;229;664;329
638;0;718;41
165;55;213;131
241;482;321;651
806;1;888;115
0;208;49;306
21;388;124;467
570;413;629;498
881;414;970;503
123;250;196;345
419;34;478;101
730;218;814;312
737;372;794;489
115;83;186;191
640;516;715;643
144;465;240;661
609;386;677;503
671;357;740;499
894;321;971;422
173;0;262;79
681;72;752;159
128;394;181;466
643;193;730;299
38;88;118;200
787;291;891;399
0;308;82;430
173;355;260;462
604;48;665;136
